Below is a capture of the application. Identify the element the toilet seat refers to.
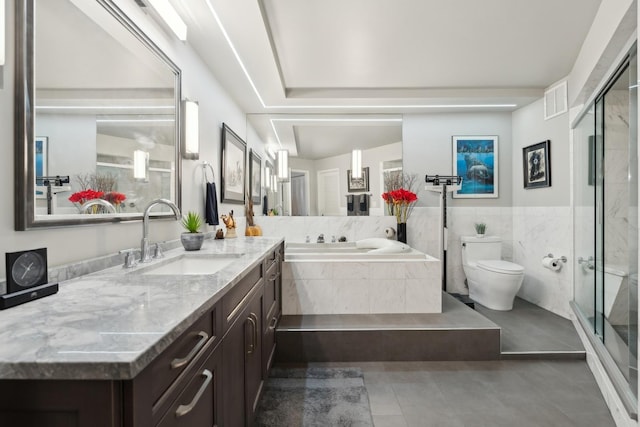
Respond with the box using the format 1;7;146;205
476;260;524;275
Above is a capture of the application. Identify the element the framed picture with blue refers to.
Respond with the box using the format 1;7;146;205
523;140;551;189
452;136;498;198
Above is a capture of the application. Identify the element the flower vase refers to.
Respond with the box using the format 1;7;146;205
397;222;407;244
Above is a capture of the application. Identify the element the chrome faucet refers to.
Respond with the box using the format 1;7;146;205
317;234;325;243
141;198;181;263
80;198;116;214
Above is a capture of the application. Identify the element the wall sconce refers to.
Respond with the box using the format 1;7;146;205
264;165;271;189
134;150;149;182
182;100;199;159
271;175;278;192
277;149;290;182
351;149;362;179
140;0;187;41
0;0;4;66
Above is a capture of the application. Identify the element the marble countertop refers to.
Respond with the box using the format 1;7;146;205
0;236;283;381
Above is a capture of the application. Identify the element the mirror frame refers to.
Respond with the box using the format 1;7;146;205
15;0;182;230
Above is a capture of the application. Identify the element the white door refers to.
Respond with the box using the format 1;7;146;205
317;168;340;216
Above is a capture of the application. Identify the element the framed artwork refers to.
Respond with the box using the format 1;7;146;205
523;140;551;189
249;149;262;205
452;136;498;198
35;136;48;178
220;123;246;204
347;167;369;192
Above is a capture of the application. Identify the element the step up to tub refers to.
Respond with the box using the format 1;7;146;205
275;293;501;362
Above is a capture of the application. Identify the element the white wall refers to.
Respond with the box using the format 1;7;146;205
0;1;266;281
403;112;513;208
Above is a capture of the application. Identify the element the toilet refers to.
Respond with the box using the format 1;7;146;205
460;236;524;311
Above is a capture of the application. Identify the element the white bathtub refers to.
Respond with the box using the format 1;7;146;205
282;242;442;315
285;242;433;262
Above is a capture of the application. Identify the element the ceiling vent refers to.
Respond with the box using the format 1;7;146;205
544;81;567;120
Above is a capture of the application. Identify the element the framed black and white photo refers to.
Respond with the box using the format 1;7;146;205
249;149;262;205
523;140;551;189
221;123;246;204
347;167;369;192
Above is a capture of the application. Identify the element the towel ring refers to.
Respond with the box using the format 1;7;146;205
202;162;215;183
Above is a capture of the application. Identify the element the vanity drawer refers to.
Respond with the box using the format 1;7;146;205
222;263;263;329
147;304;220;405
155;344;222;427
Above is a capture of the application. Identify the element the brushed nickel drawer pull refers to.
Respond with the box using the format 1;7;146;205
171;331;208;369
175;369;213;418
250;312;259;350
247;316;256;354
269;316;278;330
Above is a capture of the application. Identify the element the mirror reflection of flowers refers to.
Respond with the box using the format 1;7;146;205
104;191;127;211
382;188;418;224
68;189;104;205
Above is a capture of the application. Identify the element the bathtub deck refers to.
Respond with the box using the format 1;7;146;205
275;293;501;362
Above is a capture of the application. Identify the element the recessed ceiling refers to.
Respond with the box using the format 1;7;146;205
172;0;602;156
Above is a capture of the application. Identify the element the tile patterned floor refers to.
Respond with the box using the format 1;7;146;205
294;360;615;427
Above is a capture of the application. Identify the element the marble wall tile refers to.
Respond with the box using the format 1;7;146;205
369;280;406;313
334;279;371;314
512;206;573;318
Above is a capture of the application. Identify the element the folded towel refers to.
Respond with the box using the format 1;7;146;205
355;238;411;253
359;194;368;211
205;182;219;225
347;195;355;212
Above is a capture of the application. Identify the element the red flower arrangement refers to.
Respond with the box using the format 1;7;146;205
68;189;104;205
382;188;418;223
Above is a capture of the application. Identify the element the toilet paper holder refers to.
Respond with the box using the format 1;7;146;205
543;253;567;263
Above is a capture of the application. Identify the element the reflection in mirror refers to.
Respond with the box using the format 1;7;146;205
247;114;403;216
15;0;181;230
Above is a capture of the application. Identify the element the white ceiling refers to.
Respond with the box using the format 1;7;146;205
171;0;602;157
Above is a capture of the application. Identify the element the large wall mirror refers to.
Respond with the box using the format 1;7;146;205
15;0;182;230
247;114;403;216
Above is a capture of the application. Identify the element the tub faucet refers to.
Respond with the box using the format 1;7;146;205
317;234;325;243
141;198;181;263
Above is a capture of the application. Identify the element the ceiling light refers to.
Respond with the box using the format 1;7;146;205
351;150;362;179
143;0;187;41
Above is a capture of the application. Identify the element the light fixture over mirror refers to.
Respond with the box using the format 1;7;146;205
277;149;290;182
139;0;187;41
351;149;362;179
14;0;182;230
182;100;199;159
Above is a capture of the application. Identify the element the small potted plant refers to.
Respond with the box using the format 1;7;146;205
474;222;487;238
181;211;205;251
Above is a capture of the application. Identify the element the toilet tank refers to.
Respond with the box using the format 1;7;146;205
461;236;502;264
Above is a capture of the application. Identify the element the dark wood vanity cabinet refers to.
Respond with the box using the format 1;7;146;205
262;243;283;377
0;246;283;427
222;283;264;427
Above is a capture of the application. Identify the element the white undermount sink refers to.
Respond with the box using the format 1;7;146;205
135;253;244;276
